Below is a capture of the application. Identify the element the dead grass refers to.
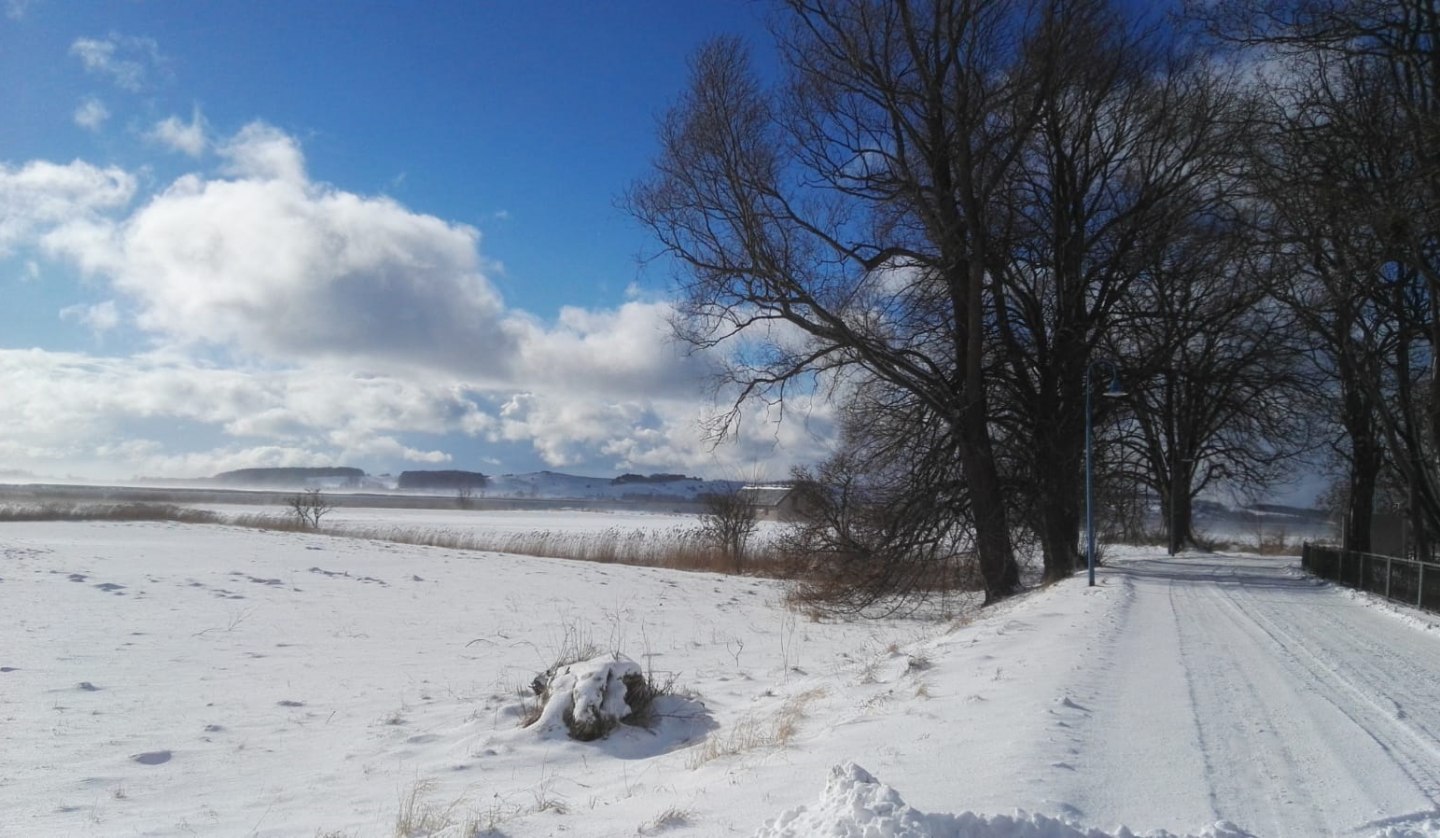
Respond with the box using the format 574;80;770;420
638;806;692;834
333;523;760;575
394;778;466;837
685;687;825;769
0;500;829;584
0;502;220;524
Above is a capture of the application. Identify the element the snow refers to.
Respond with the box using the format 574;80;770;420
2;518;1439;837
528;655;644;739
755;762;1255;837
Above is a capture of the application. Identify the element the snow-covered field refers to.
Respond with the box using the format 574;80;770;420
3;513;1438;837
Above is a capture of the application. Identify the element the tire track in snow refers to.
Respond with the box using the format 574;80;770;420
1049;555;1440;837
1171;560;1335;837
1203;561;1440;817
1165;556;1439;836
1045;561;1216;833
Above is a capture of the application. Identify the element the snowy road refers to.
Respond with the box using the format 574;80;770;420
1051;555;1440;836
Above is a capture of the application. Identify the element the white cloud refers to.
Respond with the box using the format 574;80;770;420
69;34;162;92
2;123;833;480
73;97;110;132
0;350;496;478
217;122;304;182
0;159;135;254
37;122;514;373
60;300;120;334
31;123;715;395
148;107;207;157
509;301;712;398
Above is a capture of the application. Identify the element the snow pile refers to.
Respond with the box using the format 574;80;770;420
754;762;1257;838
1370;818;1440;838
530;654;647;741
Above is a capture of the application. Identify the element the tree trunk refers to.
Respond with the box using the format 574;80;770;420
958;390;1020;603
965;443;1021;603
1346;459;1378;554
1036;427;1082;583
1341;367;1379;554
1167;465;1187;555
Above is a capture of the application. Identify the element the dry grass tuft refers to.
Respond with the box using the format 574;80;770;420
686;687;825;769
394;778;466;837
638;806;692;834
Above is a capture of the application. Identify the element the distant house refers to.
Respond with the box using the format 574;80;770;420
738;485;809;522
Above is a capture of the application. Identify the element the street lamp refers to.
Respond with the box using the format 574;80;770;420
1085;359;1126;587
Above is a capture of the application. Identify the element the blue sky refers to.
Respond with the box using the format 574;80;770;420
0;0;834;482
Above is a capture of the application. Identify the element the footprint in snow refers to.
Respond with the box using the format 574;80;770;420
78;681;101;691
132;750;172;765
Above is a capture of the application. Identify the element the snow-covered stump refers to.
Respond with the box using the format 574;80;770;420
529;654;652;741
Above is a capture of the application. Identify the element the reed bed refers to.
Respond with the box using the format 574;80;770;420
311;523;775;575
0;502;221;524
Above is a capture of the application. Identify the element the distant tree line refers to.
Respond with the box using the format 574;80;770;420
611;473;696;485
396;470;489;492
631;0;1439;607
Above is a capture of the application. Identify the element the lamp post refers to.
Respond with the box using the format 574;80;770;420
1085;360;1126;587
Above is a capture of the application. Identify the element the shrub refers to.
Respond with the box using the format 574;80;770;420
525;654;661;742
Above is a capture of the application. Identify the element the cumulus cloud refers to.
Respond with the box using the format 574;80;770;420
69;34;162;92
217;122;304;182
489;386;834;476
509;301;712;397
73;97;110;132
42;121;511;373
34;122;716;396
0;159;135;254
0;350;495;478
1;122;828;480
148;107;207;156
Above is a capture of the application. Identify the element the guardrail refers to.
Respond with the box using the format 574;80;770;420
1301;543;1440;612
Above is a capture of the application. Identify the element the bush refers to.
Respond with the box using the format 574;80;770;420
525;654;660;741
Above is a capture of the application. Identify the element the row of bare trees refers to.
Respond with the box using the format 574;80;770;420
631;0;1436;607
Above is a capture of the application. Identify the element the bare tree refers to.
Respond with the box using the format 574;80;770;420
629;1;1081;601
1107;221;1313;553
988;3;1250;579
699;484;759;573
780;384;981;615
288;488;332;529
1200;0;1440;552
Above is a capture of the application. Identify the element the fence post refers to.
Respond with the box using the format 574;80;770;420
1421;560;1426;609
1385;555;1391;599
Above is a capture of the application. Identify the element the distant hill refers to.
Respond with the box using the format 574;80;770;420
212;467;364;488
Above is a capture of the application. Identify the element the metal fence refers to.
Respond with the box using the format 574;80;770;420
1302;543;1440;612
